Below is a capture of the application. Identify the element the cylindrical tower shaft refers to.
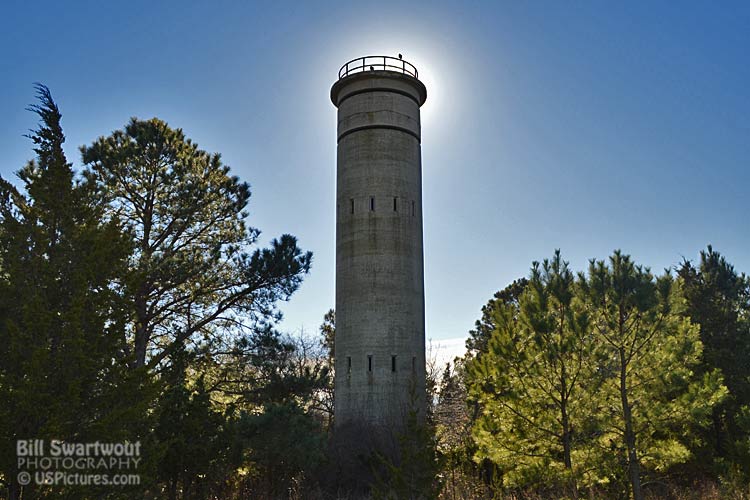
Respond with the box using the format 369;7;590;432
331;58;427;429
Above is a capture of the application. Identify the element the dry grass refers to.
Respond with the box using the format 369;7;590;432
433;477;750;500
642;479;750;500
262;477;750;500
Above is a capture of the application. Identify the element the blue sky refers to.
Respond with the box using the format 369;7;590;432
1;1;748;358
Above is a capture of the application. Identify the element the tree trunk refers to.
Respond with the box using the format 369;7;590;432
561;379;572;470
559;313;578;498
619;348;643;500
133;279;150;368
134;202;153;369
168;477;177;500
134;315;147;368
8;482;19;500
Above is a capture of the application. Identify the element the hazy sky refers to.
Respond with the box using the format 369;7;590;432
2;1;748;357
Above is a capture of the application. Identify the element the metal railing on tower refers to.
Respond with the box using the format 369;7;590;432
338;55;418;80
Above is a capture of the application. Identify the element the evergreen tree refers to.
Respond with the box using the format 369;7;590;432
466;251;595;491
579;251;727;500
208;326;329;408
466;278;527;355
236;401;326;498
148;325;333;498
463;279;528;490
81;119;312;369
320;308;335;361
317;309;336;426
0;85;145;500
465;251;730;498
153;349;237;500
678;246;750;476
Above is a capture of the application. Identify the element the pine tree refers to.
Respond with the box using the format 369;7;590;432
466;251;595;491
579;251;727;500
80;118;312;369
465;251;729;498
678;246;750;476
310;310;336;427
320;308;335;361
466;278;528;355
237;400;327;497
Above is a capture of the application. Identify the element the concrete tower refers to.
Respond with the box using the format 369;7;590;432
331;56;427;430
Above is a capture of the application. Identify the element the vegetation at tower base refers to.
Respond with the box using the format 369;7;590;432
80;118;312;370
434;360;485;499
369;387;441;500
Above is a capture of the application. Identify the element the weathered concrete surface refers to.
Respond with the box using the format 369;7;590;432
331;70;427;429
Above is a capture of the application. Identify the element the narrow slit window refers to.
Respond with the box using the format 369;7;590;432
347;356;352;374
368;355;373;372
391;355;397;372
350;198;354;214
370;197;375;211
412;356;416;373
393;197;398;212
411;200;416;216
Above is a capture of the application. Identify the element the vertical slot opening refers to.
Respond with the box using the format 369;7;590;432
347;356;352;375
391;355;397;372
370;197;375;211
350;198;354;214
393;197;398;212
412;356;416;373
411;200;416;216
368;355;373;372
